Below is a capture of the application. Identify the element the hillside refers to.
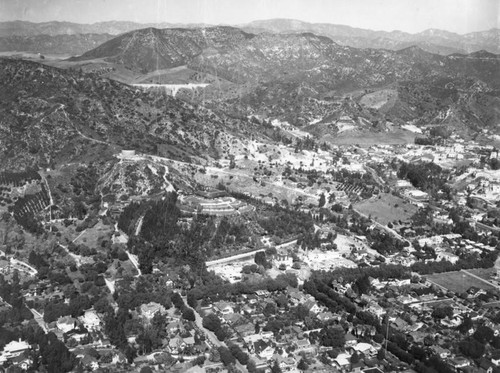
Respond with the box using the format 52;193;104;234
65;26;500;139
70;26;253;73
0;58;266;170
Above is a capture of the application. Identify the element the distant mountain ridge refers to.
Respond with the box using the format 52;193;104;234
0;20;209;37
1;19;498;55
70;26;253;72
0;33;114;55
241;19;500;55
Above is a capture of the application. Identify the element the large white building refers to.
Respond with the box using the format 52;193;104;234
0;339;30;363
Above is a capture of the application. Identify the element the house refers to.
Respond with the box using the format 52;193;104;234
397;295;417;305
80;309;100;331
467;287;487;298
214;301;234;315
288;289;308;304
479;358;495;373
273;253;293;268
9;353;33;370
437;252;459;264
256;343;274;360
273;354;296;370
234;322;255;337
0;339;30;363
345;332;358;347
441;315;462;328
169;337;186;354
353;342;377;357
167;320;183;334
253;356;269;371
140;302;166;320
303;298;321;314
448;356;470;369
56;316;77;333
317;311;337;322
431;346;451;359
491;352;500;367
80;355;99;371
294;338;316;355
183;335;195;347
260;331;274;340
366;303;386;318
334;353;351;370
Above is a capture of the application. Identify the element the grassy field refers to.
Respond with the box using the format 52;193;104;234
359;89;398;110
324;129;416;146
72;221;114;248
466;267;496;281
427;270;497;293
354;193;417;225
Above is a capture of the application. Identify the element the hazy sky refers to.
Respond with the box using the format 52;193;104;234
0;0;498;34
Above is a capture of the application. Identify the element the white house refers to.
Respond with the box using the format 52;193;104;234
80;309;100;331
214;302;234;315
140;302;166;320
0;339;30;362
56;316;77;333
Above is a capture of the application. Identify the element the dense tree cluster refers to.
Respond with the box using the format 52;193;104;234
397;162;448;194
303;279;356;314
258;205;314;239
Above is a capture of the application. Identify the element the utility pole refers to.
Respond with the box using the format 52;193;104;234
385;308;390;355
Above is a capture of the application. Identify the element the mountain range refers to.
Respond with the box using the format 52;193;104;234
1;22;499;171
68;26;500;130
0;19;499;55
241;19;500;55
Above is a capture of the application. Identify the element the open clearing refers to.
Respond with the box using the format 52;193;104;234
71;221;114;248
427;270;498;294
354;193;417;225
359;89;398;110
323;129;416;146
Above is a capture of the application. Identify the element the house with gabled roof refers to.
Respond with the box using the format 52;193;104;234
140;302;166;321
169;336;186;354
213;301;234;315
56;316;77;333
303;298;321;314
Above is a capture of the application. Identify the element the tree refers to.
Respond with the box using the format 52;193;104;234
39;333;75;372
229;343;249;365
255;321;261;334
192;355;206;367
473;325;494;344
298;358;309;371
247;359;257;373
187;292;198;309
354;274;371;295
432;305;453;319
351;351;360;364
318;193;326;208
255;251;267;267
218;346;235;366
171;292;184;309
319;326;345;348
202;314;221;332
182;307;196;322
459;338;485;359
271;361;282;373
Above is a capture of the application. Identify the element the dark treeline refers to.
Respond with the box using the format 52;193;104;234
397;162;448;194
